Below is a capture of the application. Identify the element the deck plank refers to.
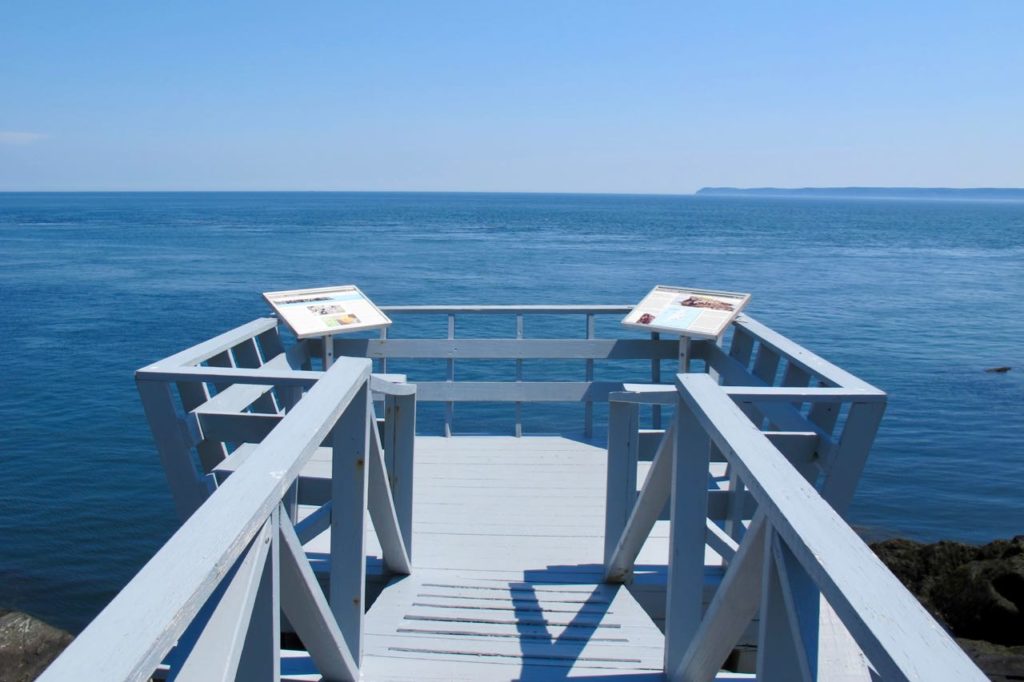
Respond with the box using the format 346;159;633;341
355;436;672;680
222;435;729;680
362;571;665;680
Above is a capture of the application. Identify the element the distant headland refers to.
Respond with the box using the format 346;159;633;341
696;187;1024;201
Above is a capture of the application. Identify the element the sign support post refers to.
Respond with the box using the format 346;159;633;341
323;336;335;369
679;336;691;373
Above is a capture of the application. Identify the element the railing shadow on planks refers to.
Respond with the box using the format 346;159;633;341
38;306;986;680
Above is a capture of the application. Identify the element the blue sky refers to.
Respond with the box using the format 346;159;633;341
1;2;1022;192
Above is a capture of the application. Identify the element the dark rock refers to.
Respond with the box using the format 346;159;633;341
872;536;1024;645
872;536;1024;680
957;639;1024;682
0;611;73;682
985;367;1012;373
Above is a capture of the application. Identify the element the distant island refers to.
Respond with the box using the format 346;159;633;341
696;187;1024;201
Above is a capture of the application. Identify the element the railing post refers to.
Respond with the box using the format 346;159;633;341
664;386;710;675
820;401;886;515
651;331;662;429
678;335;691;373
445;314;455;437
330;381;371;666
515;313;524;437
585;313;595;438
756;527;817;682
236;507;281;682
384;391;416;560
603;400;639;568
136;378;210;521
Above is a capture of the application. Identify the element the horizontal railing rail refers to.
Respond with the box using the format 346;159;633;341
732;315;878;392
379;304;634;314
359;305;670;437
332;337;679;360
43;356;414;681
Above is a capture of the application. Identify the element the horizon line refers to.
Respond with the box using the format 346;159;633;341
2;186;1023;197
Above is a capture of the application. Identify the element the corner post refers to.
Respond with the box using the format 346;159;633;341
664;377;711;675
330;381;371;666
585;313;596;438
136;377;210;521
820;401;886;515
604;400;639;570
385;391;416;560
445;314;455;437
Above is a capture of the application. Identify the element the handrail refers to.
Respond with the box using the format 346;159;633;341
370;305;666;437
380;304;634;314
139;317;279;371
602;372;983;680
138;364;412;396
734;314;881;393
44;357;414;681
669;374;983;680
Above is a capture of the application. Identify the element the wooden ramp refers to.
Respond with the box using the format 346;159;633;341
361;436;667;680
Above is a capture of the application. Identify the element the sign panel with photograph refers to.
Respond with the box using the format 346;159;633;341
263;285;392;339
622;285;750;339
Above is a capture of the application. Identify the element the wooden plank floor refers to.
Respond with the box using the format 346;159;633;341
288;435;741;680
359;435;665;679
361;571;665;680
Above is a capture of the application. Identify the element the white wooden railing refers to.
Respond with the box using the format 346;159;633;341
603;334;987;679
345;304;676;437
38;305;988;680
40;355;415;681
604;313;889;581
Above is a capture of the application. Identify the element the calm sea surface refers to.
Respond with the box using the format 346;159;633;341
1;192;1022;631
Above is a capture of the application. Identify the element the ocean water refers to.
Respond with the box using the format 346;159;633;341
1;191;1022;632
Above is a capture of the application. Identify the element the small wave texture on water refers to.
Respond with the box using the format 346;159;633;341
1;191;1022;631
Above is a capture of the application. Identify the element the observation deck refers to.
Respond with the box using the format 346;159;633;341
40;305;985;681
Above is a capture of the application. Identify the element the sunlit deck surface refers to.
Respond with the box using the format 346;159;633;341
239;435;680;679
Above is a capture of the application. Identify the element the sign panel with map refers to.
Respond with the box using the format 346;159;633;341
622;285;750;339
263;285;392;339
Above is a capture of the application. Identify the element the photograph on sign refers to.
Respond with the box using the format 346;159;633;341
263;285;392;338
622;285;750;339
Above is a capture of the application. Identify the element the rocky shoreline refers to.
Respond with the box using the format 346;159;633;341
871;536;1024;681
0;610;72;682
3;536;1020;680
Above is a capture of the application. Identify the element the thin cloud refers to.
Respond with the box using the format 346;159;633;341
0;131;49;145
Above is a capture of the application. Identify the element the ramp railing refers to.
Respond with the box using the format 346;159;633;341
662;374;983;680
40;356;413;682
604;313;888;579
604;365;985;678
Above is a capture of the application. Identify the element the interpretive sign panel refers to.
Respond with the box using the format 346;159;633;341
263;285;392;339
622;285;750;339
